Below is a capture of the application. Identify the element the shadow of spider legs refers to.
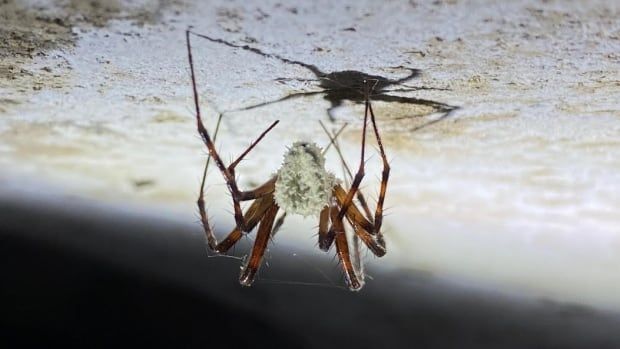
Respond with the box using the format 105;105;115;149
219;85;457;123
188;30;455;121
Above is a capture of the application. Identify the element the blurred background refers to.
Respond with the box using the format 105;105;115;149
1;0;620;347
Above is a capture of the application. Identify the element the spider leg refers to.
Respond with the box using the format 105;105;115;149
198;113;223;202
334;185;386;257
366;97;391;236
239;203;280;286
334;81;371;223
318;204;334;251
228;123;279;172
187;30;277;232
331;81;389;257
331;213;364;291
347;216;385;257
319;121;374;222
212;192;275;253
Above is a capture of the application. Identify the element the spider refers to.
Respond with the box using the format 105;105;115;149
187;30;389;291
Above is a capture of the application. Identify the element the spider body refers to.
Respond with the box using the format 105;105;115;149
187;30;389;291
274;142;336;217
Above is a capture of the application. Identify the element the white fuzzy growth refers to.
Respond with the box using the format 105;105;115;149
274;142;336;217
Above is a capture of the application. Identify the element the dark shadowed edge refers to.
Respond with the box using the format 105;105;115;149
1;192;620;349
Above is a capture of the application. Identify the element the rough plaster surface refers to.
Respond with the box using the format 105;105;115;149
1;0;619;309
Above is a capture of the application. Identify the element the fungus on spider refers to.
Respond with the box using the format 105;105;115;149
187;30;389;291
274;141;337;217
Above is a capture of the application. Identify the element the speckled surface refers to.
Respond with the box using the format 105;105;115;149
1;0;619;310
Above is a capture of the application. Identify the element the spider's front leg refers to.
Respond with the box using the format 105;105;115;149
328;81;389;291
321;145;370;290
338;81;391;241
366;95;391;238
187;30;278;250
212;121;279;233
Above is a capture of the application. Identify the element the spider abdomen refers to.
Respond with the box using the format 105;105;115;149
274;142;336;217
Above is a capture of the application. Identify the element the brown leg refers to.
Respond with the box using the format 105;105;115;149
198;113;223;208
320;121;374;222
213;193;275;253
239;204;279;286
367;97;390;235
332;185;385;257
318;205;333;251
333;218;364;291
334;81;370;222
187;30;278;233
197;197;219;251
333;185;373;233
346;218;386;257
228;124;279;174
330;80;389;256
198;174;275;251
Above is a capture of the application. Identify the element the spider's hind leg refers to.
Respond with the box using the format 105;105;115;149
239;203;280;286
331;209;364;291
209;193;275;253
318;204;334;251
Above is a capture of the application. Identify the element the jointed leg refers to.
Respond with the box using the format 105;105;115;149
239;204;280;286
318;204;334;251
346;215;386;257
197;196;219;250
329;80;389;257
333;185;386;257
211;192;276;253
332;217;364;291
187;30;278;233
367;99;390;236
197;111;224;250
319;121;374;222
198;113;223;203
335;80;371;223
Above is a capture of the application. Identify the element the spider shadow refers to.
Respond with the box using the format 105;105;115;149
189;31;459;124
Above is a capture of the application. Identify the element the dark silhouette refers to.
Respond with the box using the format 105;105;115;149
189;31;457;122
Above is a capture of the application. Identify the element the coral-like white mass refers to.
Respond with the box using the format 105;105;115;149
274;142;337;217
